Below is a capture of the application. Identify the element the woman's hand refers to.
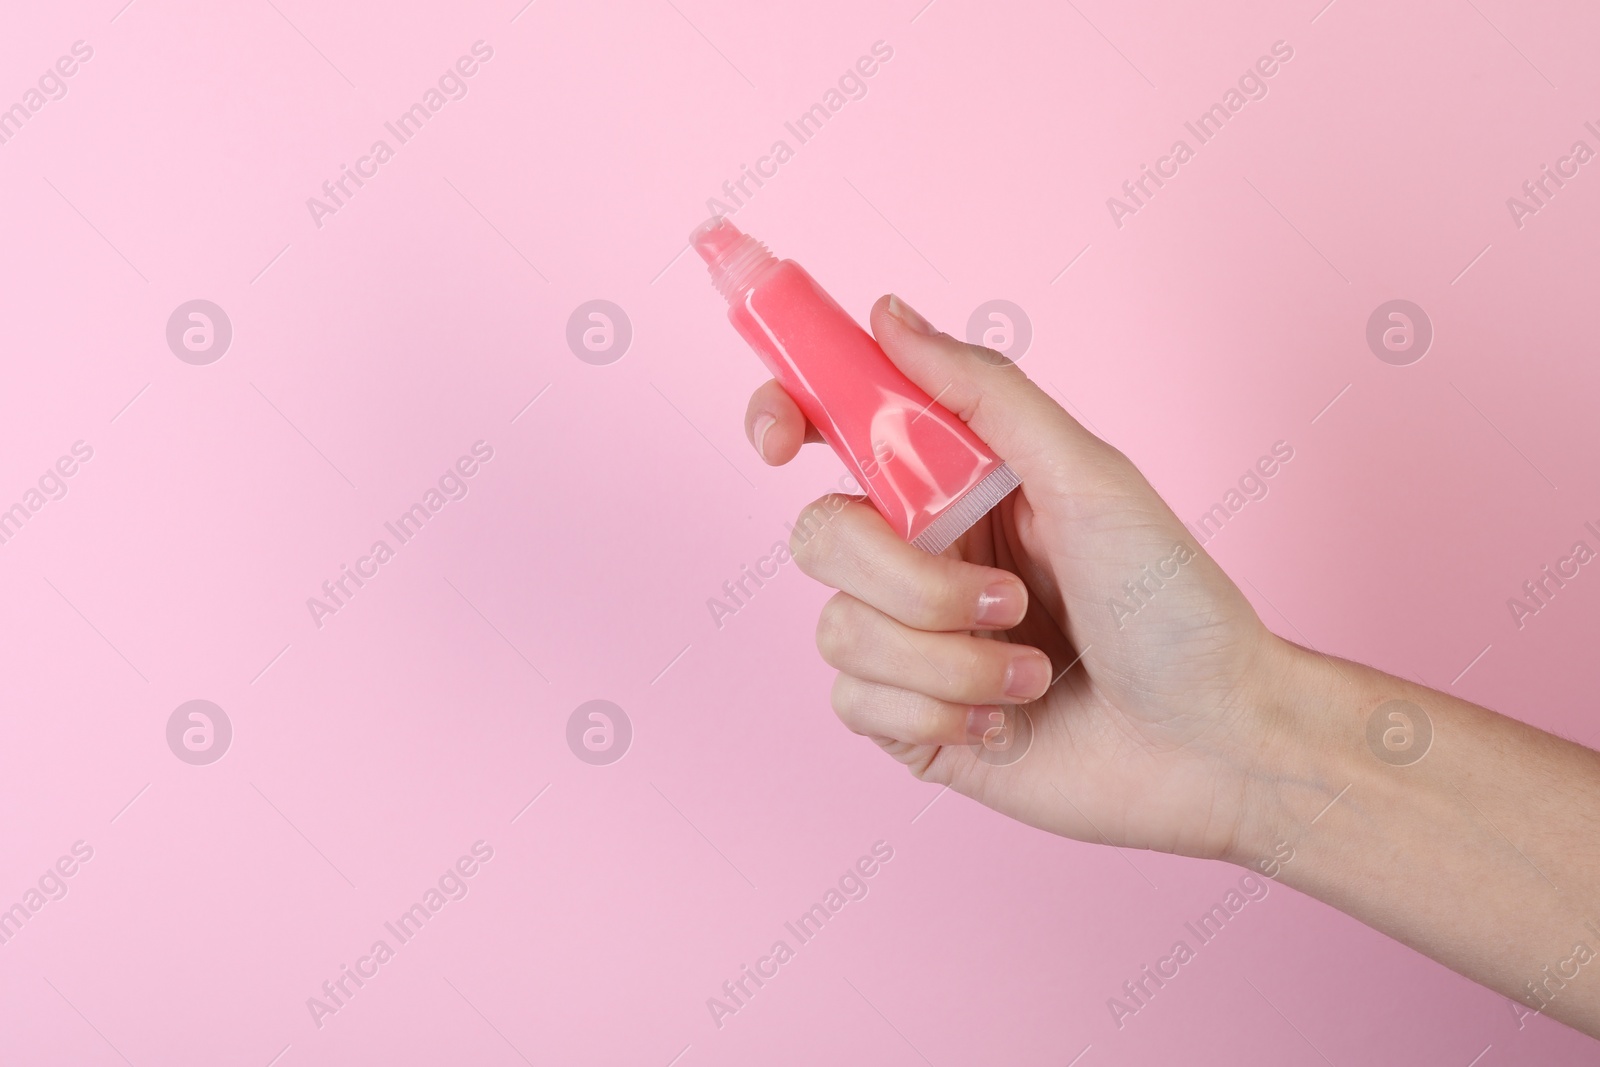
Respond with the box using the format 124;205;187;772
744;294;1299;865
741;294;1600;1039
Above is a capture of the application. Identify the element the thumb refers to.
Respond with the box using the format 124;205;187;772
870;295;1122;495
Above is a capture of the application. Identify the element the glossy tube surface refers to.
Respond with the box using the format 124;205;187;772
692;218;1018;554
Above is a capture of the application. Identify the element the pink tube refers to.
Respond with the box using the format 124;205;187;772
692;218;1019;554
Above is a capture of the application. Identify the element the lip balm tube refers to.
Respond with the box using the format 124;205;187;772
692;217;1019;554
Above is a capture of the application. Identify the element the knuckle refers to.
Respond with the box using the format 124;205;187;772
962;642;1007;695
813;593;859;665
899;578;953;629
829;675;871;734
789;495;853;575
958;338;1014;368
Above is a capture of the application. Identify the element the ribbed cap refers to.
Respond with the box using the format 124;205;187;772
690;217;777;302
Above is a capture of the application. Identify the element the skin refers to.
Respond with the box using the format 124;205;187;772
741;294;1600;1038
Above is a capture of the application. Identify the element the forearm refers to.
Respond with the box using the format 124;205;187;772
1235;641;1600;1036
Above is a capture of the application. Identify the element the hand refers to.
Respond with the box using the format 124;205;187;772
744;294;1303;864
741;294;1600;1036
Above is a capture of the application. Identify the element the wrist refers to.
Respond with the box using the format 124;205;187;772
1220;636;1366;869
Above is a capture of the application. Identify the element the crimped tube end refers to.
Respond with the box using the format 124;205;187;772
909;463;1021;555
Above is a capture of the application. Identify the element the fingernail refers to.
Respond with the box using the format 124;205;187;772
1003;652;1052;701
887;294;938;336
966;705;1005;742
976;581;1026;628
753;413;776;462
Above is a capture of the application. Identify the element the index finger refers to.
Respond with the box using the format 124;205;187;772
790;495;1028;633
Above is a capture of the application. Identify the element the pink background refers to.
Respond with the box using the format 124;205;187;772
2;0;1598;1063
